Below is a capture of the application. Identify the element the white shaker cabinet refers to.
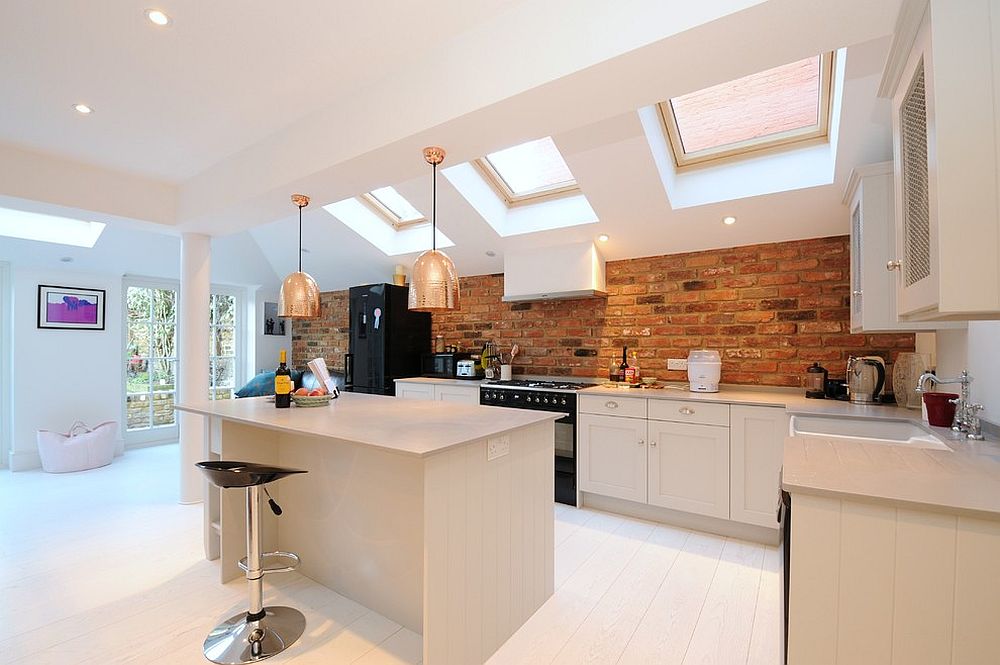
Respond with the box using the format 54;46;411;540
845;163;947;332
577;413;647;504
434;384;479;405
730;405;788;528
647;419;730;519
881;0;1000;319
395;381;435;400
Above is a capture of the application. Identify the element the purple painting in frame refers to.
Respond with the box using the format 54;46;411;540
37;284;106;330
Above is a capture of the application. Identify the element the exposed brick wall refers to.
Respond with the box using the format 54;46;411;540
292;236;915;387
431;236;915;387
291;291;349;371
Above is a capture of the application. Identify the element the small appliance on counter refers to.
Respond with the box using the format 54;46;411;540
687;349;721;392
421;351;473;379
805;362;828;399
456;359;480;378
847;355;886;404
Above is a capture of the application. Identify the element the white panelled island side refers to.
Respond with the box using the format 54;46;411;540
176;393;558;665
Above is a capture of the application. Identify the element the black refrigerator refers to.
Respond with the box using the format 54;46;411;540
345;283;431;395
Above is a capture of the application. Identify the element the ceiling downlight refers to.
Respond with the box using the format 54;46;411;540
145;9;171;26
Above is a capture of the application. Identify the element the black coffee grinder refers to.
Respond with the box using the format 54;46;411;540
805;362;828;399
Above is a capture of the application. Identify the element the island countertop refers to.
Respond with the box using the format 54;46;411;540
175;392;558;457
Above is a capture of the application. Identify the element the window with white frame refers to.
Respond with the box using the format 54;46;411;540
658;53;835;167
360;186;427;229
125;284;178;433
475;136;580;205
209;292;239;400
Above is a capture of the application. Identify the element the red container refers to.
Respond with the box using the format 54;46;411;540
923;392;959;427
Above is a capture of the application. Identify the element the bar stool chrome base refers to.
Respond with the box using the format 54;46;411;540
203;606;306;664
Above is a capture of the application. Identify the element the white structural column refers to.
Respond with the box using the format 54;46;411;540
179;233;211;504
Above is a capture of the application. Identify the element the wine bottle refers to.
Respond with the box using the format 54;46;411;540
618;346;628;383
274;349;292;408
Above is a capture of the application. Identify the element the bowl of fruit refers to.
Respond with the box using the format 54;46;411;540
291;387;334;407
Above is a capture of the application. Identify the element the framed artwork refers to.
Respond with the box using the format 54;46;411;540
263;301;287;336
37;284;106;330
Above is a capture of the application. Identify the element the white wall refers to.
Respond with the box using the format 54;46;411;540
965;322;1000;425
9;267;124;470
253;288;292;376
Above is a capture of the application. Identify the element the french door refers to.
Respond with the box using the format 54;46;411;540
124;280;179;444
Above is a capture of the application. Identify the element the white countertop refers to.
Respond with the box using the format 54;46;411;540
393;376;485;387
175;393;558;457
782;432;1000;519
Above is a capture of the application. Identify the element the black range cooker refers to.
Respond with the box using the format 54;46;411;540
480;379;590;506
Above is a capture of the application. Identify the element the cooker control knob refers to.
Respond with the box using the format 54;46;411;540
499;394;505;400
561;398;567;405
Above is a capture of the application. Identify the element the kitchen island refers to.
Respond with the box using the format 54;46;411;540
176;393;559;665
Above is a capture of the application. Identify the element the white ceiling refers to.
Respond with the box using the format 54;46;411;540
0;0;903;291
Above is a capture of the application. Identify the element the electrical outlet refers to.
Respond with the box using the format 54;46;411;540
487;435;510;461
667;358;688;371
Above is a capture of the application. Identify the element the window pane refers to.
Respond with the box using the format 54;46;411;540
125;360;149;393
669;56;821;154
151;359;175;391
215;326;236;357
128;323;150;357
152;392;175;426
212;358;235;389
127;287;150;320
216;295;236;325
127;394;151;430
152;289;176;322
154;324;176;359
368;187;424;223
484;137;576;195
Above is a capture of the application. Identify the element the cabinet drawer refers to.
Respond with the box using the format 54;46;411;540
648;399;729;426
579;394;647;418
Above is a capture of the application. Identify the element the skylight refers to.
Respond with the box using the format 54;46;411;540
322;198;453;257
659;53;834;167
361;186;426;228
475;137;579;205
0;207;106;247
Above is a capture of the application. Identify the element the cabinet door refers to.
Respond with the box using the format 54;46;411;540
396;382;434;400
730;405;788;529
647;420;729;519
577;414;647;503
891;10;939;316
434;384;479;405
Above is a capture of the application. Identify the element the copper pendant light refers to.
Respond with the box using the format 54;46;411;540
408;147;460;311
278;194;321;318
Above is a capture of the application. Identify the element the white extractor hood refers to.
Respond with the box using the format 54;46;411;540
503;241;607;302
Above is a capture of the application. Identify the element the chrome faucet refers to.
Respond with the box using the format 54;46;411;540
915;370;985;440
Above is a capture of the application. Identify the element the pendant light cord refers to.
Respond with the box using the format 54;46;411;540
432;162;437;252
298;204;303;272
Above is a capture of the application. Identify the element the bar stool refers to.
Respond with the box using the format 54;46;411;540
197;461;308;664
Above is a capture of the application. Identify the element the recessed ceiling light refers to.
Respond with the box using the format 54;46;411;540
145;8;171;26
723;216;737;225
485;250;496;257
73;103;93;115
597;234;609;242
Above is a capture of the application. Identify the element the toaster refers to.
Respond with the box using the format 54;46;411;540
456;359;477;377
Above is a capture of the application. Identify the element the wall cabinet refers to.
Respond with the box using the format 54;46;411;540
647;419;730;519
881;0;1000;319
395;380;479;404
845;163;945;332
577;413;647;503
730;405;788;528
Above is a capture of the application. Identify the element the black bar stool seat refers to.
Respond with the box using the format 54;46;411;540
197;460;307;664
197;461;306;488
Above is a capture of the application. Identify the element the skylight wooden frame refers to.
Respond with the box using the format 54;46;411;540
473;156;580;207
659;52;836;168
360;192;427;230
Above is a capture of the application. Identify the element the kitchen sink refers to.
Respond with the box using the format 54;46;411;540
789;415;951;450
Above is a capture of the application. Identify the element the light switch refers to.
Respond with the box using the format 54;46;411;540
487;435;510;461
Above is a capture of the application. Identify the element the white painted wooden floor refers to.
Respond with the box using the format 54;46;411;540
0;445;782;665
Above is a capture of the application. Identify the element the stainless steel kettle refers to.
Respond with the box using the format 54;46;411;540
847;356;886;404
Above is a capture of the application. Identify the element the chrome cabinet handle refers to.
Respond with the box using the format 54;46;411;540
852;290;863;296
886;259;902;271
605;401;619;409
679;407;695;415
649;440;657;447
638;439;644;445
